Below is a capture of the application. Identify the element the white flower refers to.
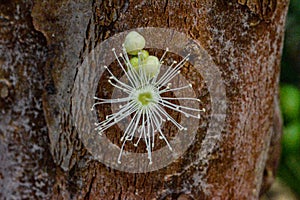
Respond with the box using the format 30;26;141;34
91;45;205;165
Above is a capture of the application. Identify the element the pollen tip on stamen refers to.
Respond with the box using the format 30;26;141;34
189;83;193;88
202;108;206;112
177;71;181;74
184;127;188;131
104;65;108;69
118;160;121;164
197;114;201;119
173;61;177;64
166;47;169;51
134;143;138;147
149;161;153;165
90;108;94;111
112;48;115;51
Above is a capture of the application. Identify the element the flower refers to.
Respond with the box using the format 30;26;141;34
91;33;205;165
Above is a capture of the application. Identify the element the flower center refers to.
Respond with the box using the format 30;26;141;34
132;85;159;108
138;92;153;106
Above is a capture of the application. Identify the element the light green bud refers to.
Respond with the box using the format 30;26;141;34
140;50;149;60
124;31;145;55
130;57;139;70
142;56;160;77
129;50;150;71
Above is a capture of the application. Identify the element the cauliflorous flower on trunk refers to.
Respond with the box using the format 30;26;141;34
91;31;205;164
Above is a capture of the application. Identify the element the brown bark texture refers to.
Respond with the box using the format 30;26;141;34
0;0;289;199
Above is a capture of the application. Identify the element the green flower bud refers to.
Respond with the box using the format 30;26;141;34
124;31;145;55
140;50;149;60
129;50;150;71
142;55;160;77
130;57;139;70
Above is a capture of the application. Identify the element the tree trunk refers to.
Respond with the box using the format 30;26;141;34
0;0;288;199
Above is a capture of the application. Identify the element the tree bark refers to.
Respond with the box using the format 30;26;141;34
0;0;288;199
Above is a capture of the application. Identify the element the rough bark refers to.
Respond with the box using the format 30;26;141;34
0;1;55;199
0;0;288;199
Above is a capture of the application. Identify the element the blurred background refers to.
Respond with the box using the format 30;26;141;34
264;0;300;199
